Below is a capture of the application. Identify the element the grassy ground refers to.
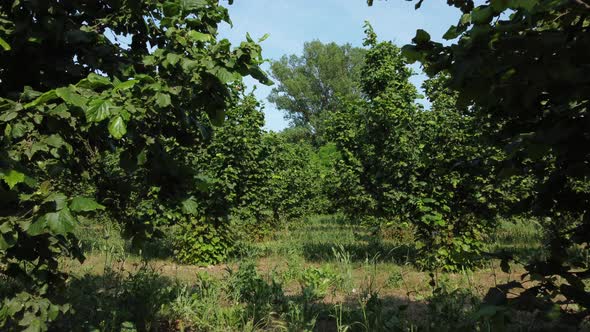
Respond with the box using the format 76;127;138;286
48;214;567;331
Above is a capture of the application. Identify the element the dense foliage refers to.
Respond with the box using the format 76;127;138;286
326;25;506;270
174;91;269;265
268;41;366;144
176;96;336;263
384;0;590;324
262;132;330;222
0;0;270;329
0;0;587;329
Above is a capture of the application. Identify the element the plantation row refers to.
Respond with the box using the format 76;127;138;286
1;0;589;330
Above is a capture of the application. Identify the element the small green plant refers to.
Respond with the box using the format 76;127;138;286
282;300;318;332
332;244;354;292
426;282;479;331
175;216;233;266
386;270;404;289
227;260;285;326
163;273;248;331
299;267;338;302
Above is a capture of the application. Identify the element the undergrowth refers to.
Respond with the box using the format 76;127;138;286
1;215;560;331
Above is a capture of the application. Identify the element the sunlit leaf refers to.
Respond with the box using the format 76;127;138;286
70;197;105;212
108;116;127;139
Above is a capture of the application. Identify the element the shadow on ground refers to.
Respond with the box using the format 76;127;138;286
302;241;416;264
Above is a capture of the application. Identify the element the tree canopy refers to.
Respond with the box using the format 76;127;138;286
268;40;366;143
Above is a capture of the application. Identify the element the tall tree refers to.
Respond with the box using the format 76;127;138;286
268;41;366;143
328;24;511;270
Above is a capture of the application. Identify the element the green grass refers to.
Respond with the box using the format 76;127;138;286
34;215;563;331
245;215;416;265
485;217;548;264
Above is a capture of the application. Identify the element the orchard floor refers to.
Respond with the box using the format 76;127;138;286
67;216;531;301
50;215;572;331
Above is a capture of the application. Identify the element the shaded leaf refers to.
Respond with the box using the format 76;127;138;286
77;73;112;89
181;198;199;215
46;208;76;235
0;232;17;250
443;25;461;40
208;66;241;84
56;86;87;108
24;90;58;109
414;29;431;43
27;216;48;236
43;192;68;211
0;37;11;51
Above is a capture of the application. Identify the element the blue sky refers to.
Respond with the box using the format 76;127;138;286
218;0;461;131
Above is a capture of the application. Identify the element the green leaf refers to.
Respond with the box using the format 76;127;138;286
188;30;211;42
114;79;138;92
24;90;58;109
47;304;60;321
137;149;148;166
108;116;127;139
471;6;494;25
0;111;18;122
21;315;45;332
258;33;270;42
77;73;112;89
0;232;17;250
155;92;172;108
443;25;461;40
10;122;28;138
195;174;215;192
27;216;47;236
165;53;182;66
45;134;66;148
181;198;199;215
401;45;423;63
46;208;76;235
1;169;25;189
43;192;68;210
3;123;10;137
0;222;11;234
209;66;241;84
181;0;208;11
459;13;471;26
181;59;200;72
86;99;113;122
56;86;87;108
0;37;11;51
70;197;105;212
413;29;431;43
